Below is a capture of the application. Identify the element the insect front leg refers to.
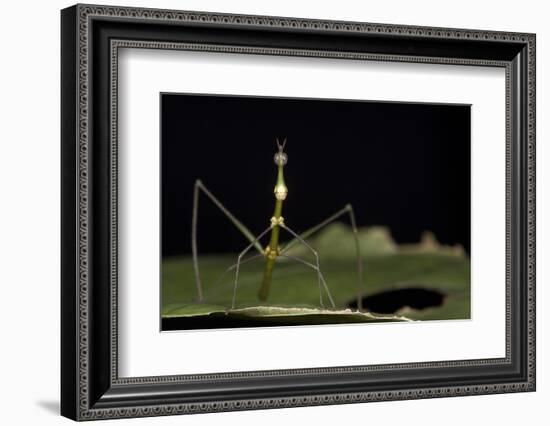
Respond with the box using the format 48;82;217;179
191;179;263;302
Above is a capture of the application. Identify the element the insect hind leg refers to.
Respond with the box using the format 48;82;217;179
280;204;364;311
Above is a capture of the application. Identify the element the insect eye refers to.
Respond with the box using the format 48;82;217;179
274;152;288;166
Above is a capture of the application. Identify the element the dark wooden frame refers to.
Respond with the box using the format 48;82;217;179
61;3;536;421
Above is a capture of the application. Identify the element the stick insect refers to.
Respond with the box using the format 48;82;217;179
191;138;364;310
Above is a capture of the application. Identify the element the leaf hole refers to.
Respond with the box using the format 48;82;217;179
348;287;446;313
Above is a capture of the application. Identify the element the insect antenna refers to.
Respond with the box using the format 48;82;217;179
276;137;287;151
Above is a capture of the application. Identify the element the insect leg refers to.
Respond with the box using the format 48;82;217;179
204;254;264;299
279;204;364;311
192;179;263;302
279;254;335;309
232;225;273;309
279;223;335;308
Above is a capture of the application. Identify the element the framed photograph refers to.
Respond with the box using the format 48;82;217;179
61;4;536;421
160;92;471;331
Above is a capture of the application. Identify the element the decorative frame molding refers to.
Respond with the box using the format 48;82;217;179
61;3;535;421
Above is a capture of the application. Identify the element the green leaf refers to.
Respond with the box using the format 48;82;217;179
162;304;412;325
162;224;470;327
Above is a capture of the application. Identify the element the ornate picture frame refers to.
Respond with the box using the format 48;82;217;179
61;4;535;420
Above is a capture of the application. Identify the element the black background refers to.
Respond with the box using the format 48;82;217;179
161;93;470;257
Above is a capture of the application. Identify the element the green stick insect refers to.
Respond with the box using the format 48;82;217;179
191;138;364;310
